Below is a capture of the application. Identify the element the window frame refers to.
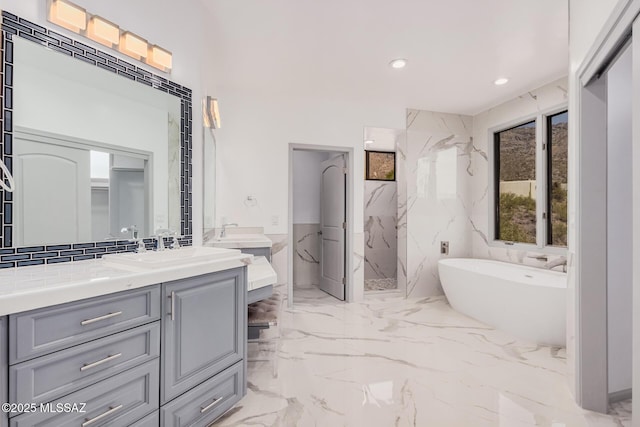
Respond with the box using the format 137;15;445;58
488;103;568;254
365;150;396;181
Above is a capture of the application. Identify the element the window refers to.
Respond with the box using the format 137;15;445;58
546;111;568;247
494;120;537;244
492;108;568;248
365;151;395;181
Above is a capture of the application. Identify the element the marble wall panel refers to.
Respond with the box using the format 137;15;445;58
292;224;321;287
364;181;397;281
403;110;473;298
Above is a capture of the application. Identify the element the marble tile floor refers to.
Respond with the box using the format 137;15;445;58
215;286;632;426
365;278;398;292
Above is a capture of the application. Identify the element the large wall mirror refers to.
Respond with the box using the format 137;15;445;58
1;11;193;263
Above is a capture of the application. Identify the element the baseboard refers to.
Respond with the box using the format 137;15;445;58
609;388;632;403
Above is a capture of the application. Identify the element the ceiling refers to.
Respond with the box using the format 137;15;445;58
202;0;568;116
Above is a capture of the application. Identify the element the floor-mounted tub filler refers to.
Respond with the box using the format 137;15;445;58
438;258;566;347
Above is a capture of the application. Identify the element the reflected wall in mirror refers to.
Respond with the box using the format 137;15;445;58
1;11;193;260
12;36;180;245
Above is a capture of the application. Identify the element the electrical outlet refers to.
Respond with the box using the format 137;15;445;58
271;215;279;226
441;241;449;255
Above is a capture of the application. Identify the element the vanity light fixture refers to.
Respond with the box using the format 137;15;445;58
46;0;173;73
389;58;407;69
119;31;148;60
494;77;509;86
364;140;375;144
203;96;221;129
47;0;87;33
86;15;120;48
147;45;173;73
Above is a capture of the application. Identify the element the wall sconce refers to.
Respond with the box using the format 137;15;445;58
47;0;86;33
86;16;119;48
203;97;221;129
46;0;172;73
119;31;148;60
147;45;173;73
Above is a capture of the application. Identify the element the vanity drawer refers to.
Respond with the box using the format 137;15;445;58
10;359;159;427
10;286;160;363
160;360;243;427
10;322;160;406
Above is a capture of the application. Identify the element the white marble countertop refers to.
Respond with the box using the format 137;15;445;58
0;248;255;316
207;233;273;249
247;256;277;292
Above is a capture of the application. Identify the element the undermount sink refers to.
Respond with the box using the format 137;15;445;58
210;234;272;249
102;246;242;269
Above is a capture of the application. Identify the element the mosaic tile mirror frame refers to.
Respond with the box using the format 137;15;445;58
0;11;193;268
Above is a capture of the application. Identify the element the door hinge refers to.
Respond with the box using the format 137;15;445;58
342;222;347;229
543;143;547;150
342;277;346;285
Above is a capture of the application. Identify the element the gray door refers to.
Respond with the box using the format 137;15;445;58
320;154;346;300
161;268;246;404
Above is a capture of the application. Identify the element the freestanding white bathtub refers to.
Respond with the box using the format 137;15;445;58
438;258;566;347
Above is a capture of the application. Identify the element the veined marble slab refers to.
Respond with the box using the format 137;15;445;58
219;287;631;427
0;248;254;316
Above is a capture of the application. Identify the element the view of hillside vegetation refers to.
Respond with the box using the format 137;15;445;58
497;115;568;246
366;151;395;180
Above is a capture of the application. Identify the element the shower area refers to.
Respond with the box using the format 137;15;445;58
363;127;399;292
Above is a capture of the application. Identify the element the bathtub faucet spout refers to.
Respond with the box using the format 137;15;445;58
544;256;567;272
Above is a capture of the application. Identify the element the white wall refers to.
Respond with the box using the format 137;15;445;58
213;91;405;235
292;151;329;224
1;0;215;244
567;0;620;403
607;43;633;395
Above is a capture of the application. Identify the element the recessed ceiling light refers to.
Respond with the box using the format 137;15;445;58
365;139;375;144
494;77;509;86
389;59;407;69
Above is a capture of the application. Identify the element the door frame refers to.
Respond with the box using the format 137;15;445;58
288;144;354;308
574;0;640;413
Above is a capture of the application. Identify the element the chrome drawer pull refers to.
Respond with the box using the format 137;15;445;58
82;404;123;426
169;291;176;321
80;311;123;326
80;353;122;371
200;397;223;413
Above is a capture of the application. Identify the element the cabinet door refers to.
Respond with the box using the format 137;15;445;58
161;268;246;404
1;317;7;427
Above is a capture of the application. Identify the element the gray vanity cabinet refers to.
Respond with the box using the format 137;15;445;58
1;317;7;427
161;267;246;405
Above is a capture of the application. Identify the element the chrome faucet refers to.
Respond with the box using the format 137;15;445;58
544;256;567;272
155;228;178;251
120;225;138;240
220;223;238;238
